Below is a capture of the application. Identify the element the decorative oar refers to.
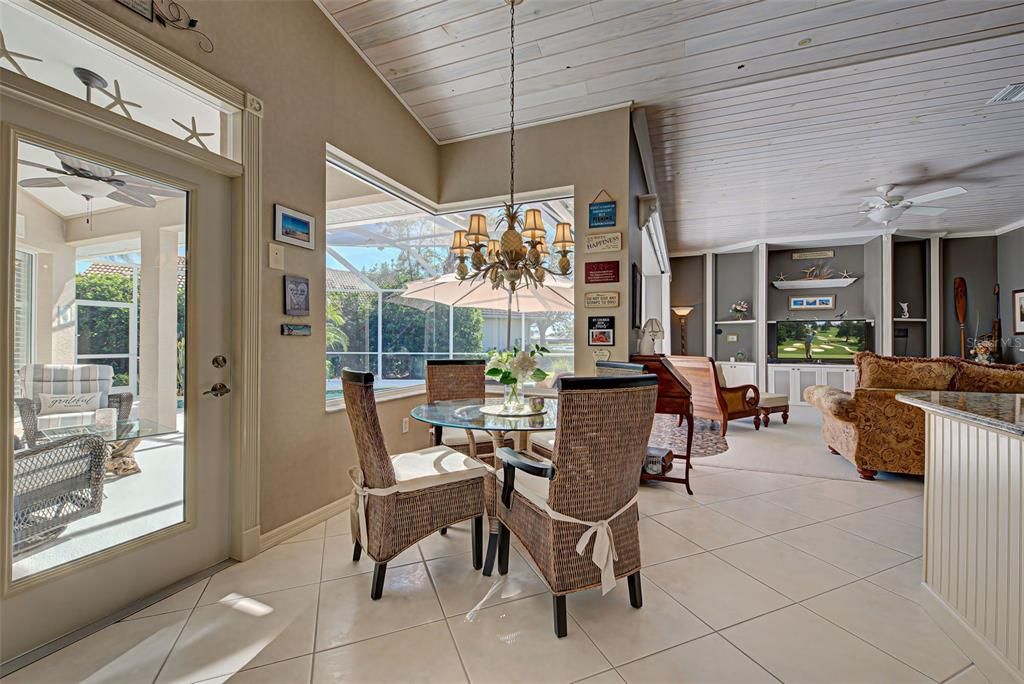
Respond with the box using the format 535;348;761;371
992;284;1001;358
953;277;967;358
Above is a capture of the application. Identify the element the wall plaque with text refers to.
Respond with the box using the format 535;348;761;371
585;260;620;284
584;292;619;308
586;232;621;253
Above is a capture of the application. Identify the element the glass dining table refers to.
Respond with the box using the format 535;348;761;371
34;418;179;476
410;397;559;458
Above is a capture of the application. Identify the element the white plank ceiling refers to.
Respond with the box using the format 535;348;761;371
321;0;1024;250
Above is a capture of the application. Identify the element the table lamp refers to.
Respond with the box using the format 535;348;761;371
640;317;665;355
672;306;694;355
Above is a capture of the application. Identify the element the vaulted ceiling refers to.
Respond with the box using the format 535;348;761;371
320;0;1024;250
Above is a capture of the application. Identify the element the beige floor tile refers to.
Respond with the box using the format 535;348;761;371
575;670;625;684
638;517;703;567
698;470;802;495
774;523;912;577
684;476;751;505
283;522;326;544
196;656;312;683
321;532;421;582
707;496;816;534
755;488;862;521
427;547;547;617
945;665;992;684
796;479;919;510
567;578;710;666
617;633;776;684
126;578;209;620
641;553;789;630
636;482;698;516
315;563;443;651
867;558;926;605
872;496;924;527
196;655;312;683
3;611;188;684
714;537;857;601
447;593;610;683
652;507;762;550
311;621;466;683
418;520;474;561
804;581;970;682
157;584;318;683
722;604;932;683
325;511;350;538
828;509;924;556
200;540;323;606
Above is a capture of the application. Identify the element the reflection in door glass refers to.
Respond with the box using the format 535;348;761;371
10;139;187;581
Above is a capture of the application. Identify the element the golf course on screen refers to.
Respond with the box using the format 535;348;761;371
775;320;867;361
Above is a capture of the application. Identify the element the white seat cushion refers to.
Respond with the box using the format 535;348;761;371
528;430;555;453
495;460;551;508
389;445;487;492
759;392;789;408
441;426;496;448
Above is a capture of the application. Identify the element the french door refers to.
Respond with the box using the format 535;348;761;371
2;90;234;662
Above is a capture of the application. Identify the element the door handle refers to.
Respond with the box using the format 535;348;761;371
203;383;231;397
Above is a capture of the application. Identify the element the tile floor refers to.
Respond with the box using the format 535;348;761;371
5;462;991;684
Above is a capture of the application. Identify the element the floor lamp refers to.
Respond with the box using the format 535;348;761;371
672;306;694;355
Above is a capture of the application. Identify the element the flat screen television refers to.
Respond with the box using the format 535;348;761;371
772;320;873;363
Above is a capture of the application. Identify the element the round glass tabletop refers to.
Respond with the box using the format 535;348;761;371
410;398;559;433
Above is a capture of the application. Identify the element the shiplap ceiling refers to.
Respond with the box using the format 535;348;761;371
321;0;1024;250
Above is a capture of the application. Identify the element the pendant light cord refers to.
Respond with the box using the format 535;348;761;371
509;0;515;209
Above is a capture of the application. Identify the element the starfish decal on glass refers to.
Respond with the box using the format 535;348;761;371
0;30;42;77
775;273;788;281
99;80;141;120
172;116;214;152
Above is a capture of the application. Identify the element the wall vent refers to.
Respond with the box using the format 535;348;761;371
987;83;1024;104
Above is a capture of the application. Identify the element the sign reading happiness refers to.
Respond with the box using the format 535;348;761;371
586;232;621;253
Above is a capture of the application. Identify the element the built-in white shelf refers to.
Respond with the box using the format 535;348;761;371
893;318;928;322
714;319;757;325
772;277;858;290
767;319;875;324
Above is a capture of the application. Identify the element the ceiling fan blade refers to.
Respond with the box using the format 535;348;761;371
905;206;947;216
107;188;156;208
18;159;69;174
120;182;183;198
906;187;966;205
110;174;180;191
56;152;113;179
18;177;66;188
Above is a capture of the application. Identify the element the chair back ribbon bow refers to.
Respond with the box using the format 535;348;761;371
544;494;639;595
349;466;399;550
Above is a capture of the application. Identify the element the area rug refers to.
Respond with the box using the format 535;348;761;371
649;413;729;458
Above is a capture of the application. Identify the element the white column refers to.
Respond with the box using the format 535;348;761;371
139;227;179;426
929;236;942;357
755;242;768;388
704;252;715;357
881;234;894;356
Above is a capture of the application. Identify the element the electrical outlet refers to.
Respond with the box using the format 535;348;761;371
402;417;409;433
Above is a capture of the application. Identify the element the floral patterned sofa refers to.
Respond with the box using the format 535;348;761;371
804;352;1024;479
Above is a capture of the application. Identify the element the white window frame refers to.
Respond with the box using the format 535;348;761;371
74;265;139;395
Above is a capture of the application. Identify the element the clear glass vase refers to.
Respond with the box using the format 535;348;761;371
502;383;524;413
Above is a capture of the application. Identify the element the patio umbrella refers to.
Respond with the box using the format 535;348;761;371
401;273;574;349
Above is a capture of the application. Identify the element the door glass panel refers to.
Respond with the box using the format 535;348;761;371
10;138;187;581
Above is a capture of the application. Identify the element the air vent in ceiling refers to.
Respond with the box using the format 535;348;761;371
988;83;1024;104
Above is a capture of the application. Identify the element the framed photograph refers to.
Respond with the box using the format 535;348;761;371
274;204;315;250
631;263;642;329
115;0;154;21
283;275;310;316
1013;288;1024;335
789;295;835;311
281;324;311;336
588;316;614;346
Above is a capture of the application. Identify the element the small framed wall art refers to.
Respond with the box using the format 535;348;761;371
588;190;617;228
789;295;835;311
1013;288;1024;334
584;291;619;308
274;204;315;250
283;275;310;316
281;324;311;336
588;316;615;346
585;260;619;284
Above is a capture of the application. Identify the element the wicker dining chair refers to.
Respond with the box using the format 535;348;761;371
341;368;487;599
425;359;514;456
493;374;659;637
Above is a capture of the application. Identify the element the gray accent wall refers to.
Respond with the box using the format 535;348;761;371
767;245;868;321
941;236;998;357
892;239;928;357
998;228;1024;364
669;255;705;356
715;251;756;361
863;236;883;351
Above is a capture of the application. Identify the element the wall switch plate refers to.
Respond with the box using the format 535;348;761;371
727;333;738;342
269;243;284;270
402;417;409;433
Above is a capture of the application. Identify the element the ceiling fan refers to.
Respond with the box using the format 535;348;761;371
17;152;182;209
857;184;967;225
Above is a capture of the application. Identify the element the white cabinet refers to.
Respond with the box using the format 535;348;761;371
716;362;756;388
767;364;856;405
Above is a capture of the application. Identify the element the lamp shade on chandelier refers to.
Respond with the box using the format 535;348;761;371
449;0;574;297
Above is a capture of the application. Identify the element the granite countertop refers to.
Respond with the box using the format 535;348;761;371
897;391;1024;437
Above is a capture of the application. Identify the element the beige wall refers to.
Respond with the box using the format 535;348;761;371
440;107;634;374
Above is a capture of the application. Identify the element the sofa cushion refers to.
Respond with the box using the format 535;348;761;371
855;352;957;390
953;360;1024;393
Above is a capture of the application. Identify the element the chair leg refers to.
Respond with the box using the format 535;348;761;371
762;409;771;426
857;467;878;480
753;415;761;430
782;410;789;424
677;413;684;426
471;516;483;570
828;445;840;455
352;539;362;562
553;595;567;638
482;532;499;576
628;571;643;609
440;527;448;536
720;420;728;437
370;562;387;600
497;521;511;576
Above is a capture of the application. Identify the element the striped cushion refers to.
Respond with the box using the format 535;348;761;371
21;364;115;408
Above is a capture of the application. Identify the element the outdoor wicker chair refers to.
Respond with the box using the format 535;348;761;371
341;368;487;599
13;434;106;554
493;374;659;637
425;359;513;457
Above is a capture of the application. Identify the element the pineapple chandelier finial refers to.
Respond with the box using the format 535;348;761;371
449;0;574;292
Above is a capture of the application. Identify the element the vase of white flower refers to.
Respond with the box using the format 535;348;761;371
485;344;550;415
730;300;750;320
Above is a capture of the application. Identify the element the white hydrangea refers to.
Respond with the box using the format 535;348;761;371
508;350;537;382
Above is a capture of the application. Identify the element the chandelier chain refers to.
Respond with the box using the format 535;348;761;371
509;0;515;208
